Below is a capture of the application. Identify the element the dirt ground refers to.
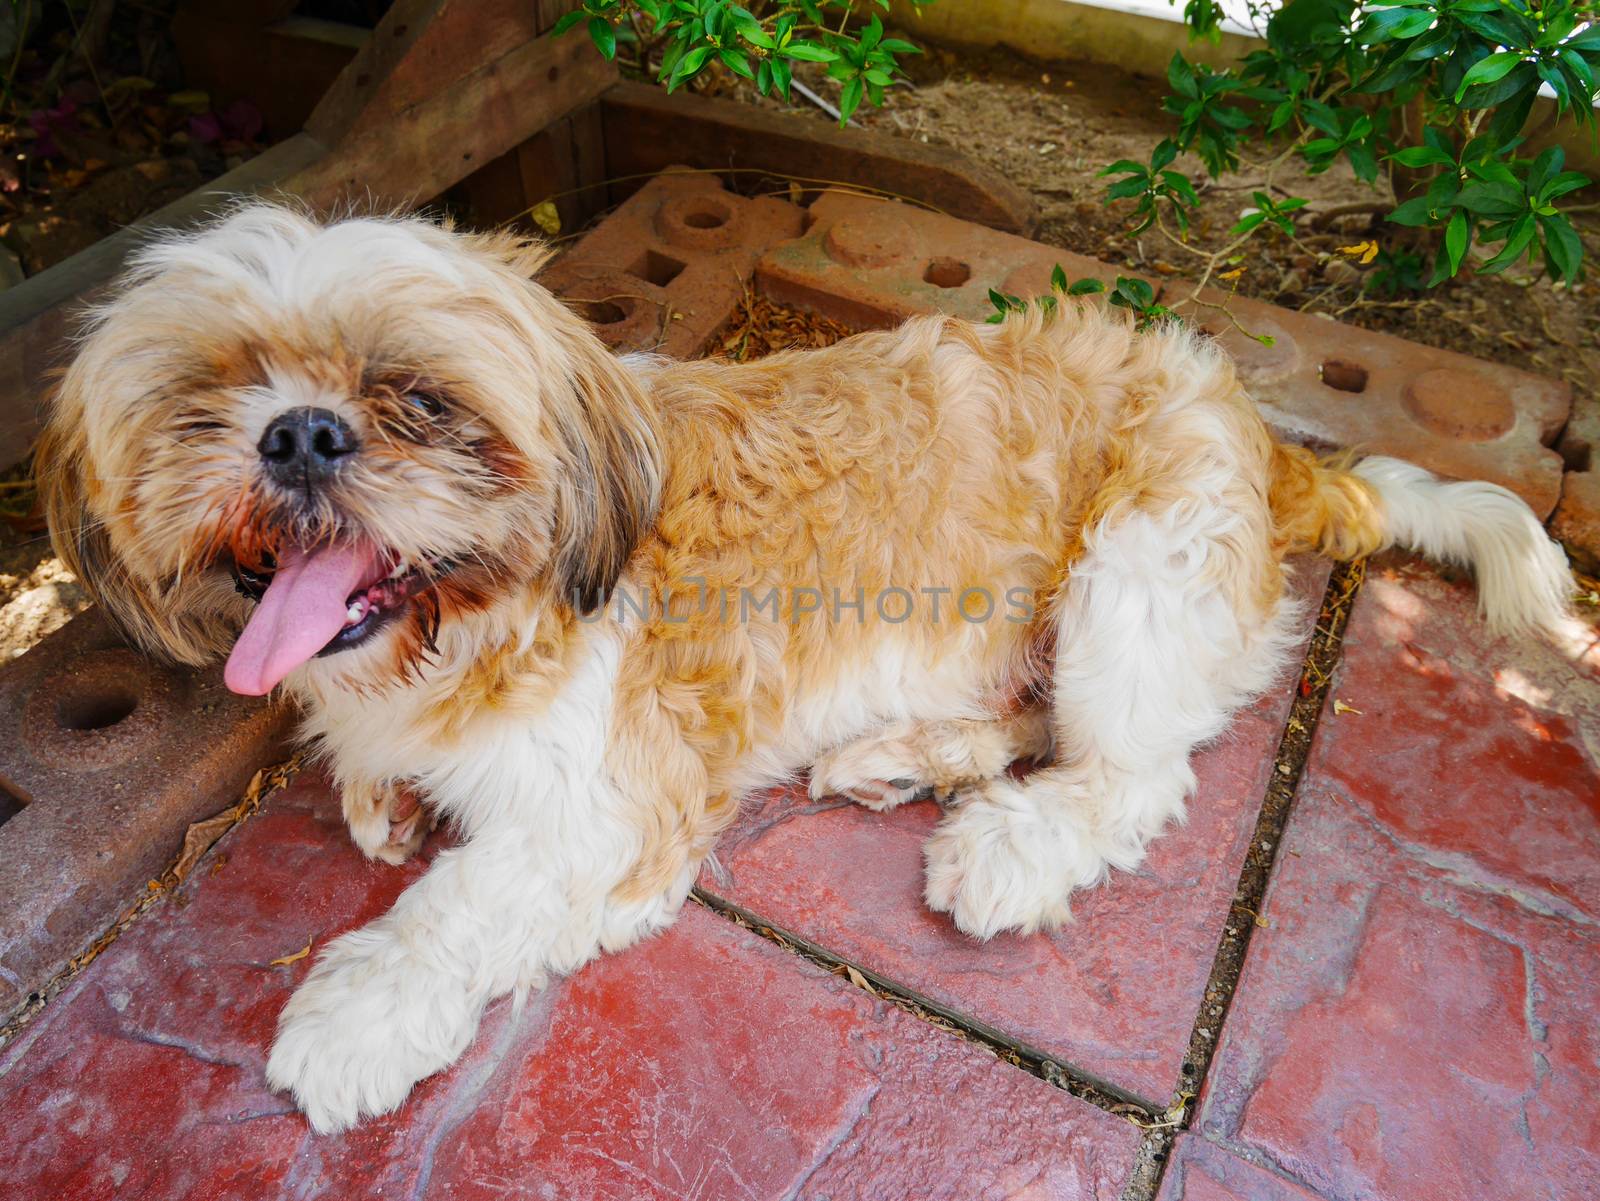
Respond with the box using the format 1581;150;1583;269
762;44;1600;401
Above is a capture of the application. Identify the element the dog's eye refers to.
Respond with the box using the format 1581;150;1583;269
405;391;446;418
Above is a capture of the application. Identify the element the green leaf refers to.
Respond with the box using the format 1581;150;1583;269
1539;171;1591;204
1444;209;1469;274
1106;175;1152;201
1152;139;1179;172
1457;181;1524;218
1099;160;1151;178
1564;26;1600;52
1390;145;1454;169
670;44;715;84
1454;51;1524;103
1479;214;1536;273
1161;170;1200;206
1168;53;1199;99
1230;211;1268;235
587;15;616;60
839;76;864;125
1526;145;1564;198
1540;213;1584;282
781;41;838;63
553;10;587;36
1345;141;1379;183
1388;195;1438;226
719;48;754;78
1067;278;1107;295
1051;264;1070;292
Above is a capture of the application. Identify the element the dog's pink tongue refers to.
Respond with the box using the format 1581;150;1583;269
224;542;379;696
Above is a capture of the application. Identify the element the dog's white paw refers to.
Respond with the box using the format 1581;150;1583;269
810;738;931;811
922;779;1107;939
343;781;435;865
266;928;473;1133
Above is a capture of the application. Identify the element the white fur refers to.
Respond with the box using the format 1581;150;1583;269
1354;455;1573;636
926;460;1305;937
268;624;691;1132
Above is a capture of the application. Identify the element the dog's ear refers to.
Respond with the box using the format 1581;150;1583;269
547;335;661;615
35;394;234;666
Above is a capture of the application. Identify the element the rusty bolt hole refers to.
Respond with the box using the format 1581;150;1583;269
682;208;729;230
571;299;629;326
56;686;139;732
924;258;971;289
628;249;686;288
0;784;24;829
1321;360;1368;393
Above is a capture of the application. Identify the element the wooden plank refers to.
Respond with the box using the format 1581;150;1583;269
0;27;615;469
287;30;615;210
599;81;1037;236
307;0;578;146
0;134;330;468
568;100;608;230
172;11;366;139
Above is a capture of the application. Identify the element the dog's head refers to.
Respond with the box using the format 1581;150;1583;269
36;203;660;695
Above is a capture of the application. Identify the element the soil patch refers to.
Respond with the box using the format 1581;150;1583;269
728;44;1598;410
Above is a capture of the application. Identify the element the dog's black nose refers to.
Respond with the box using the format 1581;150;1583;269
258;407;358;488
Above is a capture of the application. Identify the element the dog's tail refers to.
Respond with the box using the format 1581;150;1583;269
1269;445;1573;637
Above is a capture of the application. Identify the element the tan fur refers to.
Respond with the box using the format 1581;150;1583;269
35;212;1389;905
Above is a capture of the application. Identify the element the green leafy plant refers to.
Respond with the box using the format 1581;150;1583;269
556;0;933;125
1105;0;1600;291
987;266;1175;330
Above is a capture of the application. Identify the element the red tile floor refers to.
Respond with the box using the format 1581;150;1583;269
1;553;1596;1201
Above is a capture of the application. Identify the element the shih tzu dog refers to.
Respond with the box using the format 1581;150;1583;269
37;203;1573;1132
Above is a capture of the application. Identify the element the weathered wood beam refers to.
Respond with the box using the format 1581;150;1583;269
599;82;1038;237
0;8;614;469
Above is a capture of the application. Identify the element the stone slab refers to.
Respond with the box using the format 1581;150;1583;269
0;771;1141;1200
0;608;292;1016
1157;1135;1330;1201
1197;554;1600;1201
541;169;804;359
755;192;1569;517
697;560;1331;1107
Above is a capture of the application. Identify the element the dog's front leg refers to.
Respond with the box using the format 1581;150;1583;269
266;803;690;1133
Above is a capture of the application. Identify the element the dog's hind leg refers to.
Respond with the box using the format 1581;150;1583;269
924;496;1303;938
809;710;1053;811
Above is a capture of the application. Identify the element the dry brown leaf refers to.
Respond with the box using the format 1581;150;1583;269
172;811;236;882
844;965;871;991
528;199;561;236
1332;699;1363;716
1336;240;1380;265
270;940;312;967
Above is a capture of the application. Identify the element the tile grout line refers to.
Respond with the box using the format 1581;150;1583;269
0;758;303;1049
690;888;1160;1120
1123;560;1366;1201
694;560;1368;1199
